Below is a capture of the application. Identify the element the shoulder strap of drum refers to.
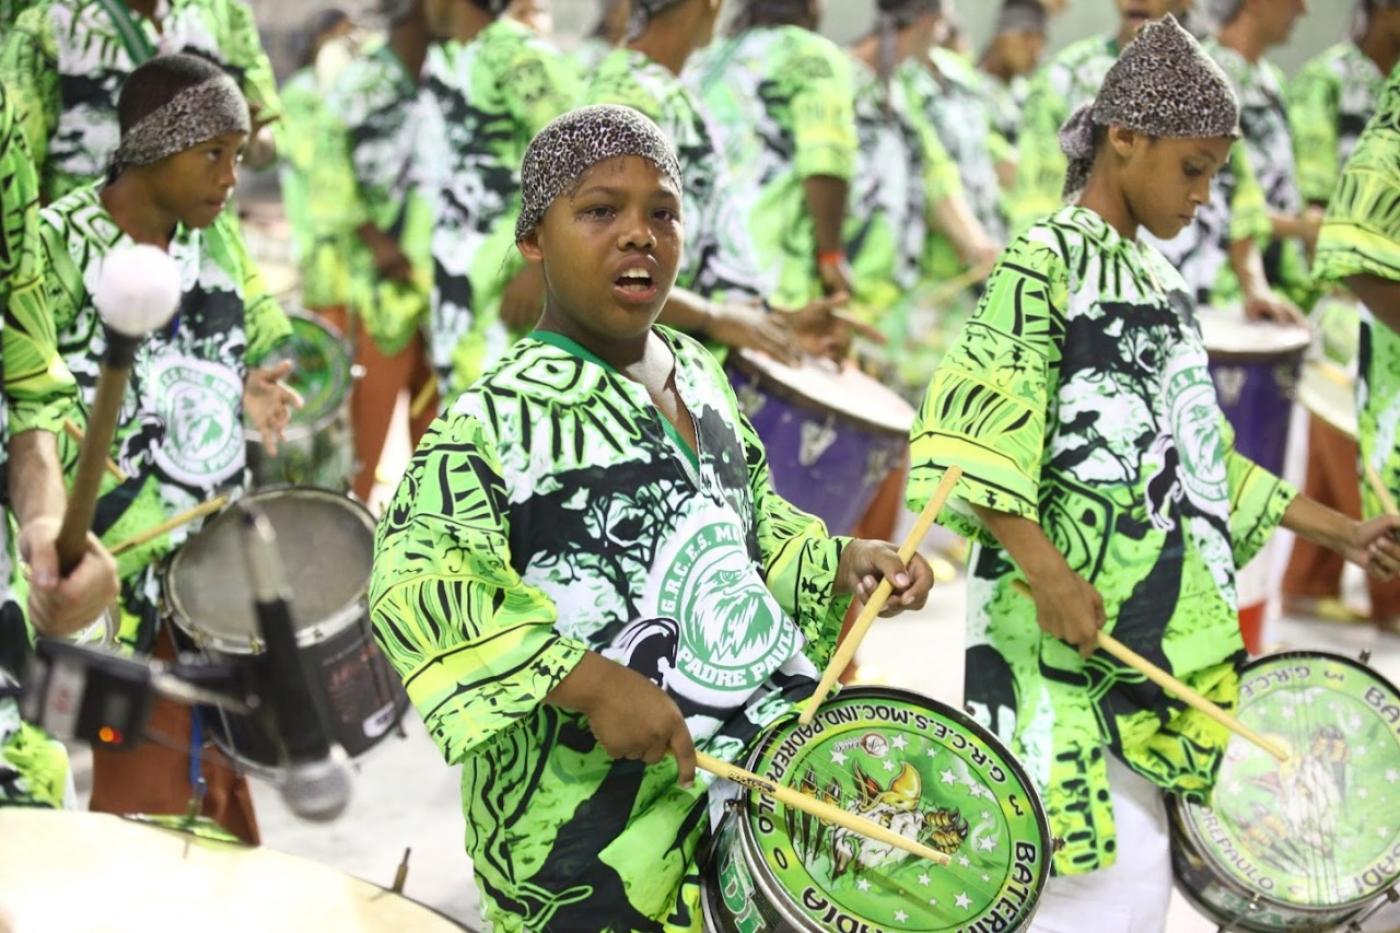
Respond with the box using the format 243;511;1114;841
95;0;158;67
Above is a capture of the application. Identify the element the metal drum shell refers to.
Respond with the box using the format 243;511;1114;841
701;686;1052;932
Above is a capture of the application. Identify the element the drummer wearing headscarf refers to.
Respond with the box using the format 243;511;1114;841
370;104;934;932
907;18;1400;932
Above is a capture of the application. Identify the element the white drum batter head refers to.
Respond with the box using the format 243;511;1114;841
732;350;917;437
1197;305;1312;360
166;488;375;653
1297;360;1358;439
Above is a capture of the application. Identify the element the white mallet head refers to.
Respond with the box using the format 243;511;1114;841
93;244;182;338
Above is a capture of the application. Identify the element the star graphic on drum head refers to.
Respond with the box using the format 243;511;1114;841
955;892;972;910
883;759;897;773
958;854;971;868
858;878;872;892
892;735;908;750
977;836;997;852
894;910;908;922
940;769;957;784
830;749;848;766
917;873;931;886
1386;768;1398;784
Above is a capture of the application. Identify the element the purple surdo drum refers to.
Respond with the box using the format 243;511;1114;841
727;350;916;535
1197;306;1312;475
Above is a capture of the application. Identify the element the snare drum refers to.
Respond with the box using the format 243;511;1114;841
1197;306;1312;475
247;312;355;491
727;352;916;535
702;686;1051;932
164;488;406;771
0;809;466;931
1169;652;1400;931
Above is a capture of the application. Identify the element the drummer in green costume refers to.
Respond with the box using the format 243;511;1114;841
415;0;575;408
0;78;119;810
0;0;282;204
906;18;1400;929
689;0;858;310
370;104;934;931
1314;63;1400;630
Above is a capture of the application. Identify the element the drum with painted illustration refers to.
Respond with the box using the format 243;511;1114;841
247;311;355;491
727;351;917;536
163;488;406;771
0;810;466;931
702;686;1052;932
1197;306;1312;476
1168;651;1400;931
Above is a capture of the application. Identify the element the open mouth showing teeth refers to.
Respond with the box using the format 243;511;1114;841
615;269;654;293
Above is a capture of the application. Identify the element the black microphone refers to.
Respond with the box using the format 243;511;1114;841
240;503;352;822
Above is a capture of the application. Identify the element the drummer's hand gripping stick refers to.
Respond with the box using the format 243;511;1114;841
56;244;181;573
694;751;952;866
1010;580;1289;763
799;466;963;725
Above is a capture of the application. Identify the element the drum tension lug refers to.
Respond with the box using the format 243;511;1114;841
391;846;411;895
1051;837;1065;853
1359;649;1372;665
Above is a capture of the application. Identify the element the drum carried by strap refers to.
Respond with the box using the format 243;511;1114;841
1169;651;1400;931
727;351;917;536
702;686;1052;932
162;487;406;771
0;810;466;931
247;311;356;491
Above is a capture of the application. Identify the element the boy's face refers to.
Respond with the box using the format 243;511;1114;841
1118;132;1232;240
997;28;1046;75
149;131;246;229
521;155;683;342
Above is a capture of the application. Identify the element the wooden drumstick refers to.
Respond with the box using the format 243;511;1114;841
695;751;952;866
109;496;229;557
800;466;963;725
927;264;994;309
409;374;439;421
1010;580;1289;763
1364;462;1400;517
56;246;181;574
63;419;127;484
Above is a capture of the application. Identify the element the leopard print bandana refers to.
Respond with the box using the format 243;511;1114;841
515;105;684;241
114;73;251;170
1059;14;1239;197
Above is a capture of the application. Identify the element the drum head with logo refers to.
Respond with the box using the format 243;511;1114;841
721;687;1050;931
279;313;353;432
1178;652;1400;915
166;488;375;653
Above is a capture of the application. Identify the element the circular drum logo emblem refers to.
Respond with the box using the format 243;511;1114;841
152;357;244;486
658;520;796;696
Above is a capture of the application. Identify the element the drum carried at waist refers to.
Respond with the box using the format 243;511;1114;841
728;351;916;536
1169;651;1400;931
702;686;1051;932
247;311;356;491
163;487;406;772
0;809;465;932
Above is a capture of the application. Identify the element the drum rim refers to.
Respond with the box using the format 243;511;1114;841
269;312;354;431
1172;649;1400;916
1296;361;1358;440
1197;307;1313;359
165;486;377;655
728;350;916;439
733;684;1053;929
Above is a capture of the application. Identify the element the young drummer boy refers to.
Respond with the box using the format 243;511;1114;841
36;54;296;840
370;104;934;931
905;18;1400;932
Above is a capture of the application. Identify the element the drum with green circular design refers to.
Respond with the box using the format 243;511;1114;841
702;686;1051;932
246;312;355;491
1170;652;1400;931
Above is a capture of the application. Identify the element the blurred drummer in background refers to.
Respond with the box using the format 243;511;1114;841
0;0;282;204
978;0;1051;161
585;0;854;363
414;0;575;410
312;0;439;502
906;18;1400;930
370;104;933;930
1312;63;1400;634
0;79;120;811
1282;0;1400;627
689;0;860;309
571;0;632;74
37;55;296;840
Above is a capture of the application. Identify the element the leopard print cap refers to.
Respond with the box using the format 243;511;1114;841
1059;14;1239;197
114;72;251;170
515;105;684;241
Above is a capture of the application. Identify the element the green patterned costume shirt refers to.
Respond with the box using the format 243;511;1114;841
689;26;858;310
313;43;433;356
417;19;574;407
0;80;78;810
1;0;281;203
1289;42;1386;206
276;67;350;312
38;185;291;651
371;328;851;930
585;47;764;303
1314;64;1400;522
907;206;1296;875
